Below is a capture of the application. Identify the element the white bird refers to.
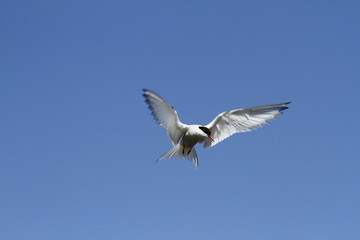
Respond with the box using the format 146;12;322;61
143;89;290;168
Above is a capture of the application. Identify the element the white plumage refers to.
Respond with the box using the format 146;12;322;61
143;89;290;168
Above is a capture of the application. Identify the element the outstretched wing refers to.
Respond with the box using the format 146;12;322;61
143;89;186;145
203;102;291;148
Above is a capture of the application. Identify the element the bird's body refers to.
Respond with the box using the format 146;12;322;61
143;89;290;168
180;125;209;153
181;125;208;147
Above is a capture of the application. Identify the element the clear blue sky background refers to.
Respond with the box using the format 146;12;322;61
1;1;359;239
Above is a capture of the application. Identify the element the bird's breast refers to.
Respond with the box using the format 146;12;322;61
180;128;206;147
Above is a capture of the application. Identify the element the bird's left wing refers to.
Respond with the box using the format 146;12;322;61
143;89;186;145
203;102;290;148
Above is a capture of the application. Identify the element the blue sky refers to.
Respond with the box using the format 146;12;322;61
1;0;359;239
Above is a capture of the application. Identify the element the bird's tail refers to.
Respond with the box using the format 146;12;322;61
157;144;198;168
187;147;198;168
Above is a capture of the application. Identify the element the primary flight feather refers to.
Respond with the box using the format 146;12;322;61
143;89;290;168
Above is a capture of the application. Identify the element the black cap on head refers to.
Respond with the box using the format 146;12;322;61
199;126;211;136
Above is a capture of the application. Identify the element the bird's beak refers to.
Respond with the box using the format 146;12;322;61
208;136;215;142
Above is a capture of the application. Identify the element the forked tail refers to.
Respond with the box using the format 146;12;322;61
157;144;199;168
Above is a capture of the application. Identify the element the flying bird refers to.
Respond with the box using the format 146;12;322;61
143;89;290;168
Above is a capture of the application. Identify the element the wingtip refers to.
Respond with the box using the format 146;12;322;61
279;106;289;112
279;102;291;111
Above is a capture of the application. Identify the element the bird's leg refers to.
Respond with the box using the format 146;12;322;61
182;145;185;155
187;147;193;155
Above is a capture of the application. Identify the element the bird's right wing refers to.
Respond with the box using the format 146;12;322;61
143;89;186;145
203;102;290;148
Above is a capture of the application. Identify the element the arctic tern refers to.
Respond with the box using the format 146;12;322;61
143;89;290;168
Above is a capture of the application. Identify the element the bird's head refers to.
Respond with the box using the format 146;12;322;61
199;126;215;142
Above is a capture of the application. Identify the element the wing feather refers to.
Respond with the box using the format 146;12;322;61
203;102;291;148
143;89;186;145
